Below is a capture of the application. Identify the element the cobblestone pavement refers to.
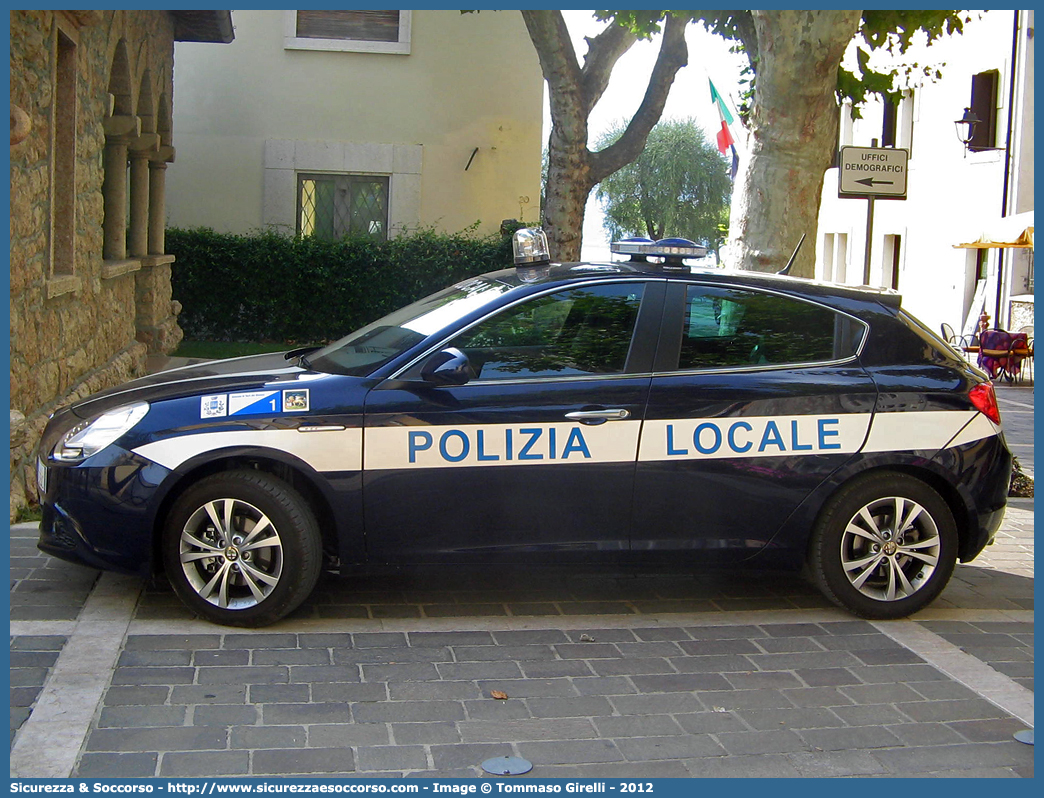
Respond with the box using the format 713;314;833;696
10;386;1033;778
995;385;1033;478
9;635;67;746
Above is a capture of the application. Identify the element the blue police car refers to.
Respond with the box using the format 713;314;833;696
36;230;1012;626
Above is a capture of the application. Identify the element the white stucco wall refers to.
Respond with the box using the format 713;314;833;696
166;10;543;237
815;10;1033;335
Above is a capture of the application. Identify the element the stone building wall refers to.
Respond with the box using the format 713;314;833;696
9;10;185;518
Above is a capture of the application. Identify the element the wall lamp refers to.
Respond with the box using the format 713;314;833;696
954;107;979;157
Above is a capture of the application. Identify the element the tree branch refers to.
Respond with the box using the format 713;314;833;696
579;21;638;113
521;10;585;138
588;13;688;184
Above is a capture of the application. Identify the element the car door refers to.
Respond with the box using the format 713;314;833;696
632;280;878;563
362;279;664;564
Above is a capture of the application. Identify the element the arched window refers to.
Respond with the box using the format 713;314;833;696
102;39;134;262
147;93;174;255
128;71;156;257
51;19;77;279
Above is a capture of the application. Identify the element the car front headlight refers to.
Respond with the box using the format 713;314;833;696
53;402;150;462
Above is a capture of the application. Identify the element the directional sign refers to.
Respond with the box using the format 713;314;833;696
838;146;909;199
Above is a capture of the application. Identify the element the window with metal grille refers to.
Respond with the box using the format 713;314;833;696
298;174;389;241
296;10;400;42
286;10;411;54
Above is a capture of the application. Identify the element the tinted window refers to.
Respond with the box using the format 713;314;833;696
445;283;645;380
678;285;862;370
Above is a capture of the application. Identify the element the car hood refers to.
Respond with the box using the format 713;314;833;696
69;352;308;419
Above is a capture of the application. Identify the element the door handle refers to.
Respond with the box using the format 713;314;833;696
564;408;630;424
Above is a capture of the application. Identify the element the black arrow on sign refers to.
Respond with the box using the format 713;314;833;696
855;177;895;187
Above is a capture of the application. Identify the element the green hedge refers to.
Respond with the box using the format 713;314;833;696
167;227;516;343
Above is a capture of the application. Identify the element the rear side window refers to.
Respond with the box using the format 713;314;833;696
678;285;865;370
898;309;969;366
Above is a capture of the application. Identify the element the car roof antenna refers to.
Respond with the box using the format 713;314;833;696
777;233;806;276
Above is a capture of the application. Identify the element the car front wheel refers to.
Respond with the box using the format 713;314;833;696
162;470;322;627
809;472;958;619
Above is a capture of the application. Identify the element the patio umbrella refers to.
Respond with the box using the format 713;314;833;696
954;210;1034;249
954;211;1034;329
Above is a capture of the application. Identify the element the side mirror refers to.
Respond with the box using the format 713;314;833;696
420;347;473;386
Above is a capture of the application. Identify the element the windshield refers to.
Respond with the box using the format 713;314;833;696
306;277;513;376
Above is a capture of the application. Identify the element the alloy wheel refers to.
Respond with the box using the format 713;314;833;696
839;495;941;602
179;497;284;609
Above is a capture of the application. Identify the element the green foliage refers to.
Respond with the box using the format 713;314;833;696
598;9;966;119
173;340;289;359
1010;456;1034;497
594;10;673;37
839;10;967;116
15;505;42;524
167;227;514;344
594;118;731;246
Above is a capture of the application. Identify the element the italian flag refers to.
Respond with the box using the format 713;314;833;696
709;79;735;155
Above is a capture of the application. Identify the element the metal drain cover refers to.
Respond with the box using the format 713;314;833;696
481;755;533;775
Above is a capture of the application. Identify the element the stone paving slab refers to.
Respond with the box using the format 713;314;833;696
9;635;68;745
916;620;1033;692
9;524;99;623
128;551;1032;624
56;620;1033;778
995;385;1033;477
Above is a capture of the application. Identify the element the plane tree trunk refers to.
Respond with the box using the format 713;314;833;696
728;10;862;276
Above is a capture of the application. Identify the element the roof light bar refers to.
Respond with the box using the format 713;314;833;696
611;237;708;269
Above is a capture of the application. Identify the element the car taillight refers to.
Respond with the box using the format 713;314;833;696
969;382;1001;425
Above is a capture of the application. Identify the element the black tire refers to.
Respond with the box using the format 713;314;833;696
162;470;322;627
808;471;958;619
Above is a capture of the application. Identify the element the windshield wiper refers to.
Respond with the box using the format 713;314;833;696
284;345;320;370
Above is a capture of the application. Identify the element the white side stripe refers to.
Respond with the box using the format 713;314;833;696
862;410;982;453
133;429;362;472
946;413;1003;449
130;411;998;474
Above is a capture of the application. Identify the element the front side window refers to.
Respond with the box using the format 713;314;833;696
298;173;389;242
441;283;646;381
678;286;863;370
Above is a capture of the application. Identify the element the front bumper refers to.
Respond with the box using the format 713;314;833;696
37;447;171;577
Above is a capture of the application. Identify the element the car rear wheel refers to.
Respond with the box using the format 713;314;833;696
809;472;958;619
162;470;321;627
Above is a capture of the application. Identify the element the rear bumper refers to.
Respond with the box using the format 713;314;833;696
947;432;1012;563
